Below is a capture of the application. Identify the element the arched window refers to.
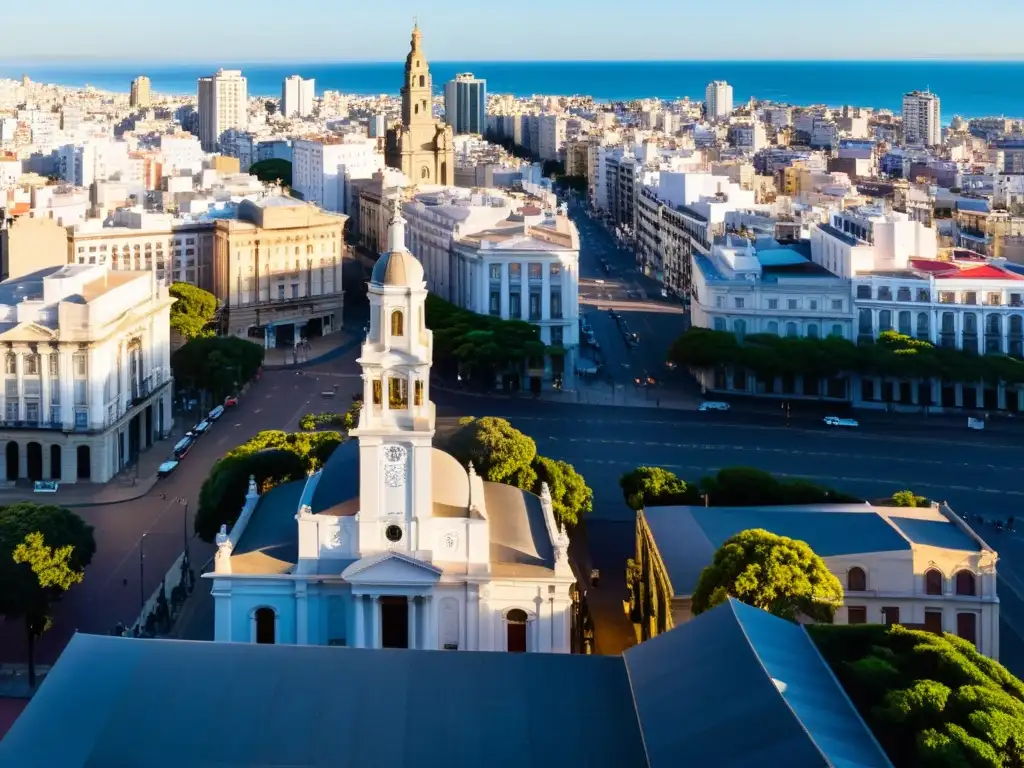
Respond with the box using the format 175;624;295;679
733;318;747;338
421;167;430;179
925;568;943;595
506;609;528;653
955;570;977;596
807;323;819;339
419;75;425;87
830;324;844;338
785;322;798;338
766;321;779;335
391;310;404;337
414;104;419;115
847;567;866;591
254;607;276;644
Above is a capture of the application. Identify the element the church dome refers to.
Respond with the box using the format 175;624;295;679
371;248;424;288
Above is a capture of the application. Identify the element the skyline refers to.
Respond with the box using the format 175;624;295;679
4;0;1024;61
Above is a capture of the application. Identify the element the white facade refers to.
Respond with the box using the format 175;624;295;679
537;114;566;162
57;139;130;188
208;217;575;652
158;133;206;175
810;206;939;279
291;137;384;214
0;156;20;192
282;75;315;119
0;264;174;484
902;90;942;147
198;69;248;152
705;80;733;122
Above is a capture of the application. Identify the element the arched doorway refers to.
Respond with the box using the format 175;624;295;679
506;609;528;653
5;441;18;481
254;607;276;644
26;442;42;481
76;445;91;480
50;445;62;480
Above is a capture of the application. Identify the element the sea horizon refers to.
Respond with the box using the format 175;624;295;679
3;59;1024;118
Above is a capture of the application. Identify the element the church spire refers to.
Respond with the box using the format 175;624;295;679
402;22;433;127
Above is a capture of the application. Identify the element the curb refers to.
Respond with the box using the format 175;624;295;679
262;335;363;371
0;477;159;509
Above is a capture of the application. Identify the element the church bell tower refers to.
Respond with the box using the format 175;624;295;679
352;200;435;556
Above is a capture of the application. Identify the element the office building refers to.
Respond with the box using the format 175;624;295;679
902;90;942;147
0;264;173;484
197;69;248;152
444;73;487;135
291;135;384;215
281;75;315;119
705;80;733;122
130;76;151;108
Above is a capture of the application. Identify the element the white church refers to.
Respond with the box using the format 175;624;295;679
207;206;577;653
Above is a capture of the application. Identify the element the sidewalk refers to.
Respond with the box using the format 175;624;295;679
262;331;359;370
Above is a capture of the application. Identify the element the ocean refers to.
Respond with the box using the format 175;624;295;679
3;60;1024;118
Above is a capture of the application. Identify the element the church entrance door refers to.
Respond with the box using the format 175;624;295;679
380;596;409;649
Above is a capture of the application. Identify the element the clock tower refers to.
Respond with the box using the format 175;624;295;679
352;200;435;556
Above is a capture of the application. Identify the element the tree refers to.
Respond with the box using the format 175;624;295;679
619;466;694;510
168;282;217;340
195;430;343;540
172;336;264;400
0;503;95;687
691;528;844;622
891;490;928;507
248;158;292;188
533;456;593;527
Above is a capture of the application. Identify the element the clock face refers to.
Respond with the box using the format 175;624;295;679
385;524;403;543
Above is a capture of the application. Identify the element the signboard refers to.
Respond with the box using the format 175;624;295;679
33;481;59;493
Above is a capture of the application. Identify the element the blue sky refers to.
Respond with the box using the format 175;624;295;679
5;0;1024;61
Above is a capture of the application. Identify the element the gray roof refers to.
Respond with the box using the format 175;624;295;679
483;481;554;571
818;223;862;247
230;480;305;574
0;634;646;768
310;438;361;516
622;600;892;768
643;504;979;596
0;601;891;768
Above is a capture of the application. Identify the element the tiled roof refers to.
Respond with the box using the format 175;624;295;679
936;264;1024;281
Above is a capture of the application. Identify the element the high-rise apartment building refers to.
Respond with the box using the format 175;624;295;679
281;75;315;119
130;76;151;108
705;80;734;122
444;73;487;135
902;90;942;147
197;69;248;152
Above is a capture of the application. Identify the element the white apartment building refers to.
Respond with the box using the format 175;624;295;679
0;264;173;484
810;206;938;279
537;114;566;162
446;206;581;389
198;69;248;152
902;90;942;147
57;139;130;188
158;132;206;175
291;136;384;215
282;76;315;119
730;122;767;152
705;81;733;122
0;155;20;192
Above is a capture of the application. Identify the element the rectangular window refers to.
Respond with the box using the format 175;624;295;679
987;292;1001;306
48;355;58;377
787;299;798;310
388;377;408;409
713;317;726;331
25;355;38;376
25;402;39;423
509;263;521;279
489;264;501;280
964;291;978;305
291;283;299;299
529;291;541;321
831;299;843;311
75;410;88;429
74;380;87;406
509;293;522;319
768;299;778;309
489;291;500;316
528;263;542;280
550;326;563;345
371;379;382;406
73;354;87;377
4;379;16;398
882;607;900;626
50;405;61;425
957;613;977;646
734;298;745;309
23;379;40;397
4;355;15;375
847;607;867;625
924;610;943;635
550;262;562;278
414;380;424;407
809;300;818;310
939;291;955;304
550;290;562;319
715;296;724;308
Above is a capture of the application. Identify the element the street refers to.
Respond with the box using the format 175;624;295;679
433;393;1024;673
0;363;362;667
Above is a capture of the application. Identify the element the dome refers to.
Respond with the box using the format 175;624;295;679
371;248;425;287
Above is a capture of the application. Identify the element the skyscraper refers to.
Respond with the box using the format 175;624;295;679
902;90;942;147
197;69;248;152
130;76;151;108
282;75;315;119
443;73;487;135
705;80;734;122
384;24;454;185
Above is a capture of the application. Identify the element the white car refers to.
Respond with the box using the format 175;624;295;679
207;405;225;421
698;401;730;412
824;416;859;428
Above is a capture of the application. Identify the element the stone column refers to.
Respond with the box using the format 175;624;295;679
40;353;51;426
408;596;418;650
423;595;435;650
14;349;24;422
371;595;381;649
500;263;509;319
295;582;308;645
353;595;364;648
467;589;479;651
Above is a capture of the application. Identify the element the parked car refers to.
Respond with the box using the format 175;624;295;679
173;436;195;459
207;405;225;421
824;416;859;428
698;401;731;412
189;419;212;437
157;460;180;479
224;395;239;407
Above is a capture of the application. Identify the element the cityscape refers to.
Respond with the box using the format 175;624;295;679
1;16;1024;768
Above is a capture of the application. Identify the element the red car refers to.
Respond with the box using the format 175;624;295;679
224;395;238;407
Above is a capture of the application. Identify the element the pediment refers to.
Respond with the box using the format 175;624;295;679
0;322;57;342
341;551;442;586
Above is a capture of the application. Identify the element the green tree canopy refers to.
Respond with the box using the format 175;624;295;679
195;430;342;541
249;158;292;187
691;528;844;622
169;282;217;340
891;490;928;507
0;503;96;686
668;327;1024;386
444;416;592;528
172;336;264;400
619;466;695;510
809;623;1024;768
